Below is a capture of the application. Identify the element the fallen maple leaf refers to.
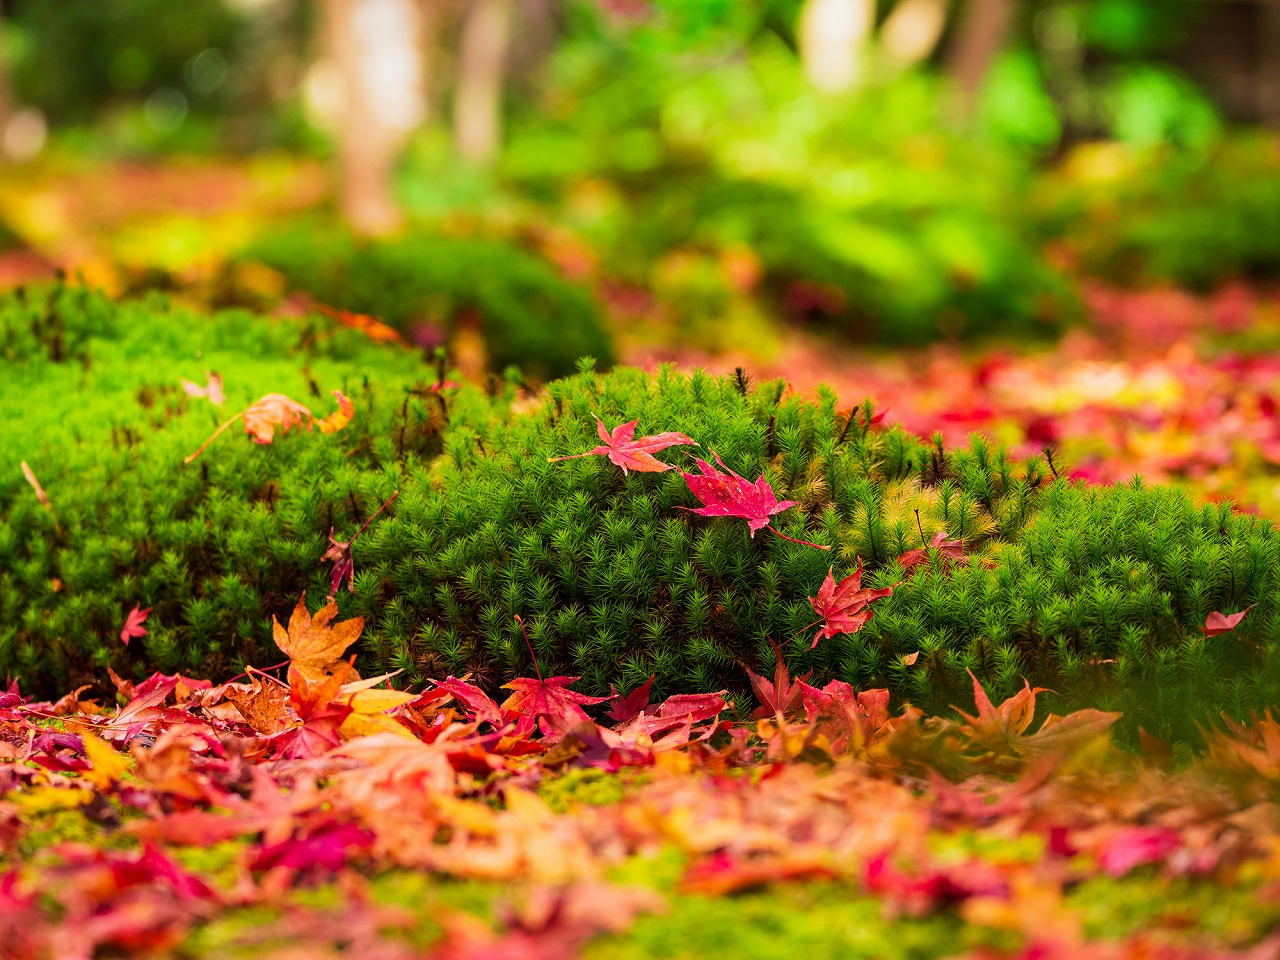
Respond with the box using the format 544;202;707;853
677;452;829;549
808;562;894;649
433;676;504;727
315;390;354;434
272;594;365;686
549;416;696;474
183;391;354;463
501;676;608;738
317;302;411;348
745;649;811;718
897;531;969;575
1204;605;1255;637
251;819;375;873
322;490;398;597
180;372;224;406
954;671;1047;748
607;675;654;723
119;605;151;646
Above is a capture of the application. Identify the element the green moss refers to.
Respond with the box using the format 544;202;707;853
538;767;647;813
1066;874;1280;946
585;880;1012;960
7;801;137;862
242;224;614;380
3;285;1279;739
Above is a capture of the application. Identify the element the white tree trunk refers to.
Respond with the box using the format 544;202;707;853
881;0;950;68
798;0;875;93
324;0;428;235
453;0;512;165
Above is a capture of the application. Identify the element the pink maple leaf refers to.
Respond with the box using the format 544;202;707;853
251;820;375;873
549;416;696;474
677;452;829;549
120;605;151;646
1204;605;1254;637
808;562;895;648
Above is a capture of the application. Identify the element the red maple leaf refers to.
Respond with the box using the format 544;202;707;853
1204;605;1254;637
744;649;811;718
607;675;654;723
549;416;696;474
120;605;151;646
896;531;969;575
500;676;607;738
808;562;894;648
321;490;398;597
677;452;829;549
434;676;503;727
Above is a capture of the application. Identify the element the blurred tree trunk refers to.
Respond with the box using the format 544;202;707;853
1262;0;1280;129
798;0;875;93
453;0;511;165
947;0;1015;114
0;8;11;163
324;0;428;235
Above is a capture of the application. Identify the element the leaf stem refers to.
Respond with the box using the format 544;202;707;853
514;615;543;682
183;409;247;464
770;527;831;551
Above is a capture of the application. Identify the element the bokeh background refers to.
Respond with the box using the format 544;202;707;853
4;0;1280;510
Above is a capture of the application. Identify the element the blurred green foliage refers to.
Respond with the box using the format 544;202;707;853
242;225;613;380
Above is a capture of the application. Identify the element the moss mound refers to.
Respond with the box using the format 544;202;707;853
3;286;1278;738
241;225;614;380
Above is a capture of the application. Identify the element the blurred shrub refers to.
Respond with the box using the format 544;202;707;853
1041;136;1280;290
243;225;613;380
485;33;1076;345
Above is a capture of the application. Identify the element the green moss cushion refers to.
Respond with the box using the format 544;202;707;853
3;286;1277;740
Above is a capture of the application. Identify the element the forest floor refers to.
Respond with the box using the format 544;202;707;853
4;156;1280;959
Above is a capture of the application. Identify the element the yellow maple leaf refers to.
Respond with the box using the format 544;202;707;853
81;730;130;790
272;593;365;685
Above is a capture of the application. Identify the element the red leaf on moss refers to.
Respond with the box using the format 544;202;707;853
1204;605;1254;637
500;676;607;737
897;531;969;575
808;562;894;648
120;605;150;646
745;650;811;718
677;452;828;549
549;417;696;474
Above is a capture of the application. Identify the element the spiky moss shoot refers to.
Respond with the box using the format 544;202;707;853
3;285;1279;739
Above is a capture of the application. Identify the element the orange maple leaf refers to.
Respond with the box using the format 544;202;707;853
272;593;365;686
183;390;354;463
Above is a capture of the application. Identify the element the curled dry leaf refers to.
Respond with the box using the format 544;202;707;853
183;390;354;463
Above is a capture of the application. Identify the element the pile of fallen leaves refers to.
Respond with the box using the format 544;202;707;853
4;595;1280;959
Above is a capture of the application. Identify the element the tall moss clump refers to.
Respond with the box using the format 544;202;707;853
3;285;1278;741
241;225;614;380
